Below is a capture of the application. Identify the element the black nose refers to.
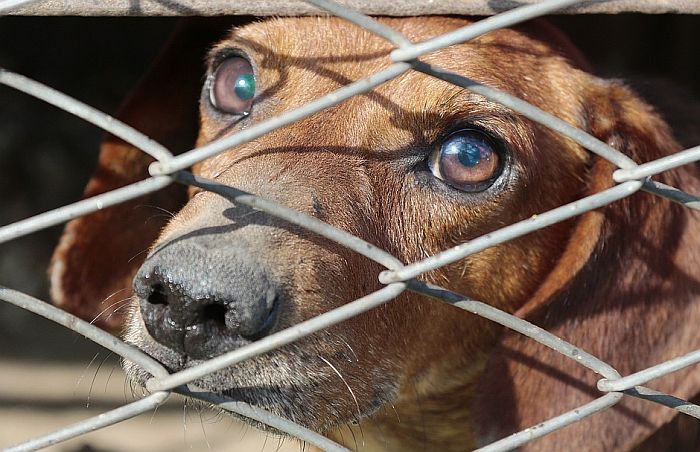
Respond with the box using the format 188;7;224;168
133;240;281;359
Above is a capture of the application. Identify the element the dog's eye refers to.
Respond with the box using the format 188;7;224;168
210;57;256;115
429;129;502;192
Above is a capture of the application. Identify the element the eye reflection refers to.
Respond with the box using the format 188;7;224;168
234;73;256;101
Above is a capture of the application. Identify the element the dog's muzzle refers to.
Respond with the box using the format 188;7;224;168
133;237;281;359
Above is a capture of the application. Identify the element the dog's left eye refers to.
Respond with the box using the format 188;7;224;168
210;56;256;115
428;129;503;192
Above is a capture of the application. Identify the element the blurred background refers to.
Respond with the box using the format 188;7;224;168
0;13;698;452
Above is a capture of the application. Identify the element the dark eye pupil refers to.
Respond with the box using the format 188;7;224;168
234;74;255;101
442;133;494;168
444;138;486;167
432;129;502;192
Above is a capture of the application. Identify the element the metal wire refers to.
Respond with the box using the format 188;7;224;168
2;0;700;450
0;286;168;378
4;392;171;452
148;63;411;176
641;179;700;211
177;387;352;452
599;349;700;393
0;69;173;162
614;144;700;182
390;0;586;61
172;171;404;270
145;281;406;392
0;176;173;245
379;181;642;284
475;392;624;452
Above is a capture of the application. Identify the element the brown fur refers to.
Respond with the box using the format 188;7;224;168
50;17;700;451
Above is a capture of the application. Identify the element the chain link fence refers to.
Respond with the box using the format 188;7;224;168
1;0;700;450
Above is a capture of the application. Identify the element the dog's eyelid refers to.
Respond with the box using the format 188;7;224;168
208;47;255;71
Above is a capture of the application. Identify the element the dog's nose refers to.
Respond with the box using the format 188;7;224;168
133;240;280;359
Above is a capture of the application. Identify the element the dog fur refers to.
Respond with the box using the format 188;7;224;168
50;16;700;451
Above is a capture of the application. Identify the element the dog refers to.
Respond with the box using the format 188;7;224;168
49;16;700;451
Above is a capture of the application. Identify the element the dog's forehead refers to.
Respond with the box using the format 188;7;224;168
216;16;568;81
210;17;581;113
200;16;587;157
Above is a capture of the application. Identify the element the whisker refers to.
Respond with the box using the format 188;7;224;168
391;403;400;423
319;355;365;448
75;353;101;397
340;339;359;363
145;213;177;225
89;297;132;325
199;409;212;450
346;423;359;451
128;247;151;264
135;203;177;218
183;397;189;448
105;301;133;319
274;435;285;452
100;287;131;305
149;398;161;425
87;352;113;408
104;362;117;394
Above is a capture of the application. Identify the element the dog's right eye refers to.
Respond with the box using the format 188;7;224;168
209;56;256;115
428;129;504;192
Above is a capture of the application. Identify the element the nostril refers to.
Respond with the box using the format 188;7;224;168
202;303;226;326
240;296;280;341
147;283;168;305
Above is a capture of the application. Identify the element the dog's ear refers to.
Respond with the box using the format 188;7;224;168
472;79;700;450
49;18;236;332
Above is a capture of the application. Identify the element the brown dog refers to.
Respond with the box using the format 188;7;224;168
50;16;700;451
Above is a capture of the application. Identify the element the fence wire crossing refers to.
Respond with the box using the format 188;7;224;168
2;0;700;451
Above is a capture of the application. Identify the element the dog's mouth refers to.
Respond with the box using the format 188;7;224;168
125;234;399;432
124;307;399;433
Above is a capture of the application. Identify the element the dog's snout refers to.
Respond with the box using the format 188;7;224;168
134;241;280;359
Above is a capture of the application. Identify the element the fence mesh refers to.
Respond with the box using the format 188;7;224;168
1;0;700;451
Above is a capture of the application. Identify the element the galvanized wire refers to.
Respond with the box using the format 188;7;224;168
599;349;700;393
178;388;352;452
2;0;700;451
4;392;171;452
622;387;700;419
641;179;700;211
0;286;352;450
407;281;621;379
172;171;404;270
614;144;700;182
379;181;642;284
0;69;173;162
475;392;624;452
145;281;407;392
390;0;586;61
0;176;172;244
0;286;168;378
302;0;412;47
148;63;411;176
410;281;700;420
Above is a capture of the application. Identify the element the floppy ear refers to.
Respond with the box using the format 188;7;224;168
471;80;700;450
49;18;236;332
